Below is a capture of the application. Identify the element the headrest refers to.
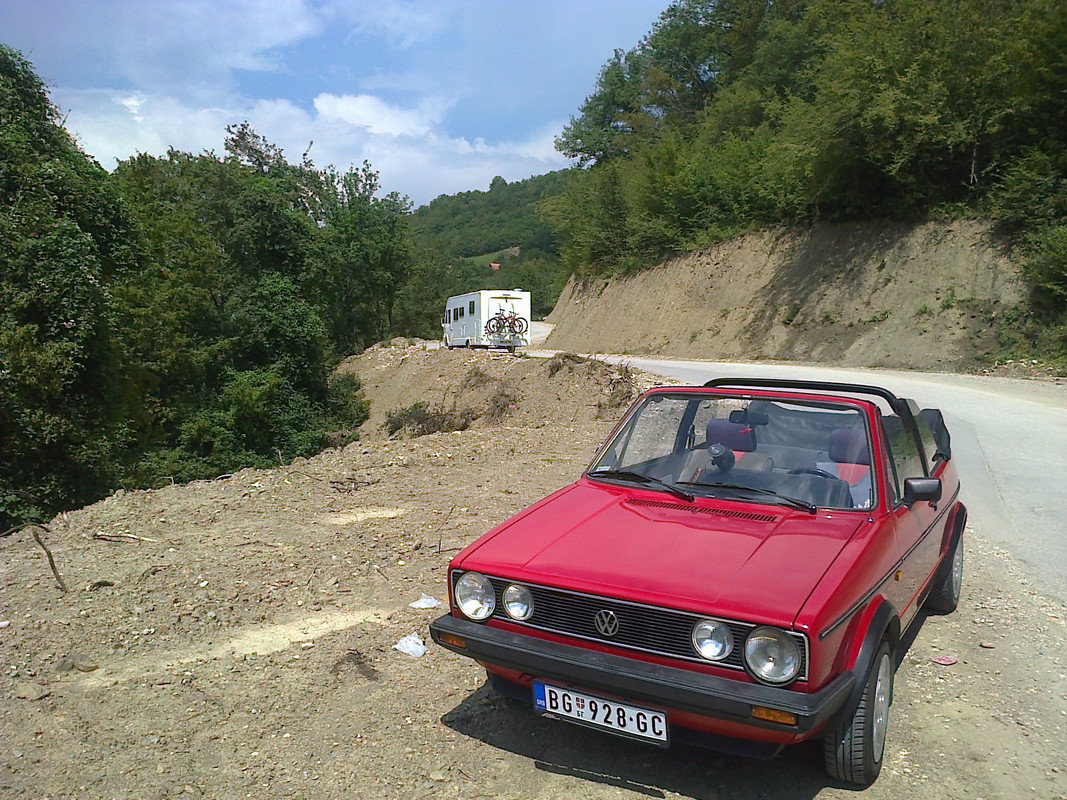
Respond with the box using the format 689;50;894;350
830;428;869;465
706;419;756;452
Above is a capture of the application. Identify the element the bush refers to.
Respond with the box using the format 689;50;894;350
544;352;587;377
484;385;520;422
327;373;370;428
1024;225;1067;318
385;402;477;437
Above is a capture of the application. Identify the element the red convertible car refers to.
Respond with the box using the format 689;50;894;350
430;378;965;786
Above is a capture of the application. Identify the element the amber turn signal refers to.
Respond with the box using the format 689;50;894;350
438;632;467;649
751;706;797;726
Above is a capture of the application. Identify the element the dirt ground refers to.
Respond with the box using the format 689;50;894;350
3;344;1066;800
545;220;1040;374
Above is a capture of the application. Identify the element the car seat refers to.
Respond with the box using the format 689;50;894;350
680;419;773;481
819;428;872;508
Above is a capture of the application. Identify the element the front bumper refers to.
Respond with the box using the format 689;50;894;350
430;614;854;738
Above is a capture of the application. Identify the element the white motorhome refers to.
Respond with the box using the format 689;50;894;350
441;289;531;351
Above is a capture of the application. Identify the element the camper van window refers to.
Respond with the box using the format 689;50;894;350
469;300;475;314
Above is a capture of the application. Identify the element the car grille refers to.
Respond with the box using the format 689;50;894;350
460;573;807;680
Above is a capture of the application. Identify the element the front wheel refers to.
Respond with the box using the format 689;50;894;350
824;640;893;787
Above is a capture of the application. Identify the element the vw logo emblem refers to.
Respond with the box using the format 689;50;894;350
594;609;619;637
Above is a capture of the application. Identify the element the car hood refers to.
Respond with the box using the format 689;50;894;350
457;480;866;627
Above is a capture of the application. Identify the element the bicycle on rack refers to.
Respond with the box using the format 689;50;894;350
484;310;528;336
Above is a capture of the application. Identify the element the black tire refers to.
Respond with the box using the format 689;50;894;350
824;640;893;787
514;317;529;334
925;533;963;614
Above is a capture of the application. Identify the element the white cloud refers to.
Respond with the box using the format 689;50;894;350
5;0;664;204
313;93;451;138
50;85;567;205
9;0;323;102
53;88;237;165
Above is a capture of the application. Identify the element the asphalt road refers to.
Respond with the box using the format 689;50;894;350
594;356;1067;605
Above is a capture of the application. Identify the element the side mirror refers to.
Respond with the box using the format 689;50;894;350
903;477;941;507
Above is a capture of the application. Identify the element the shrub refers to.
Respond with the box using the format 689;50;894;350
385;402;477;437
484;385;520;422
544;352;587;377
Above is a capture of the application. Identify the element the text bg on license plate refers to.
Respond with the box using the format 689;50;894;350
533;682;668;744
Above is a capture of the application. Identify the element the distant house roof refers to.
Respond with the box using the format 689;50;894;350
489;262;501;270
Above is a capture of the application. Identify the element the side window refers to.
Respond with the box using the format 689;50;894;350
881;415;925;504
469;300;475;314
447;309;453;323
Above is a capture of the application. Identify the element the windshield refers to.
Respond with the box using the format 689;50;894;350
588;392;873;510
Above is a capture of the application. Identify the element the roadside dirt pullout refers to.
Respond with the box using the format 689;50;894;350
2;344;1065;800
546;220;1025;371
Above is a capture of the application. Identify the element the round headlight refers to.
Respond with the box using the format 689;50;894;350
692;619;734;661
454;572;496;621
744;626;801;685
502;584;534;620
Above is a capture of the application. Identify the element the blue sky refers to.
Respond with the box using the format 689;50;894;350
1;0;666;206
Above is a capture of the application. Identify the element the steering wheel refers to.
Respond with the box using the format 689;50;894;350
788;468;838;480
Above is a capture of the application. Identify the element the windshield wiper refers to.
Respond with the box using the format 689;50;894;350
590;469;694;502
679;481;817;514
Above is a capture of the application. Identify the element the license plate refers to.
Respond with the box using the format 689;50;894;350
533;681;668;744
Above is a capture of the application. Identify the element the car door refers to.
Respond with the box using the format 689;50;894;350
881;414;942;628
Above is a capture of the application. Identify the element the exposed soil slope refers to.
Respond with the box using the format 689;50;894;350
2;345;1064;800
546;220;1024;370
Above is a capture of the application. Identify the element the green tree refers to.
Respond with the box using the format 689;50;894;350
111;132;389;485
324;163;413;350
551;0;1067;299
556;48;649;166
0;45;142;529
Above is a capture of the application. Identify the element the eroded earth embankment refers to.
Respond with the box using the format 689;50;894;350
546;220;1023;371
